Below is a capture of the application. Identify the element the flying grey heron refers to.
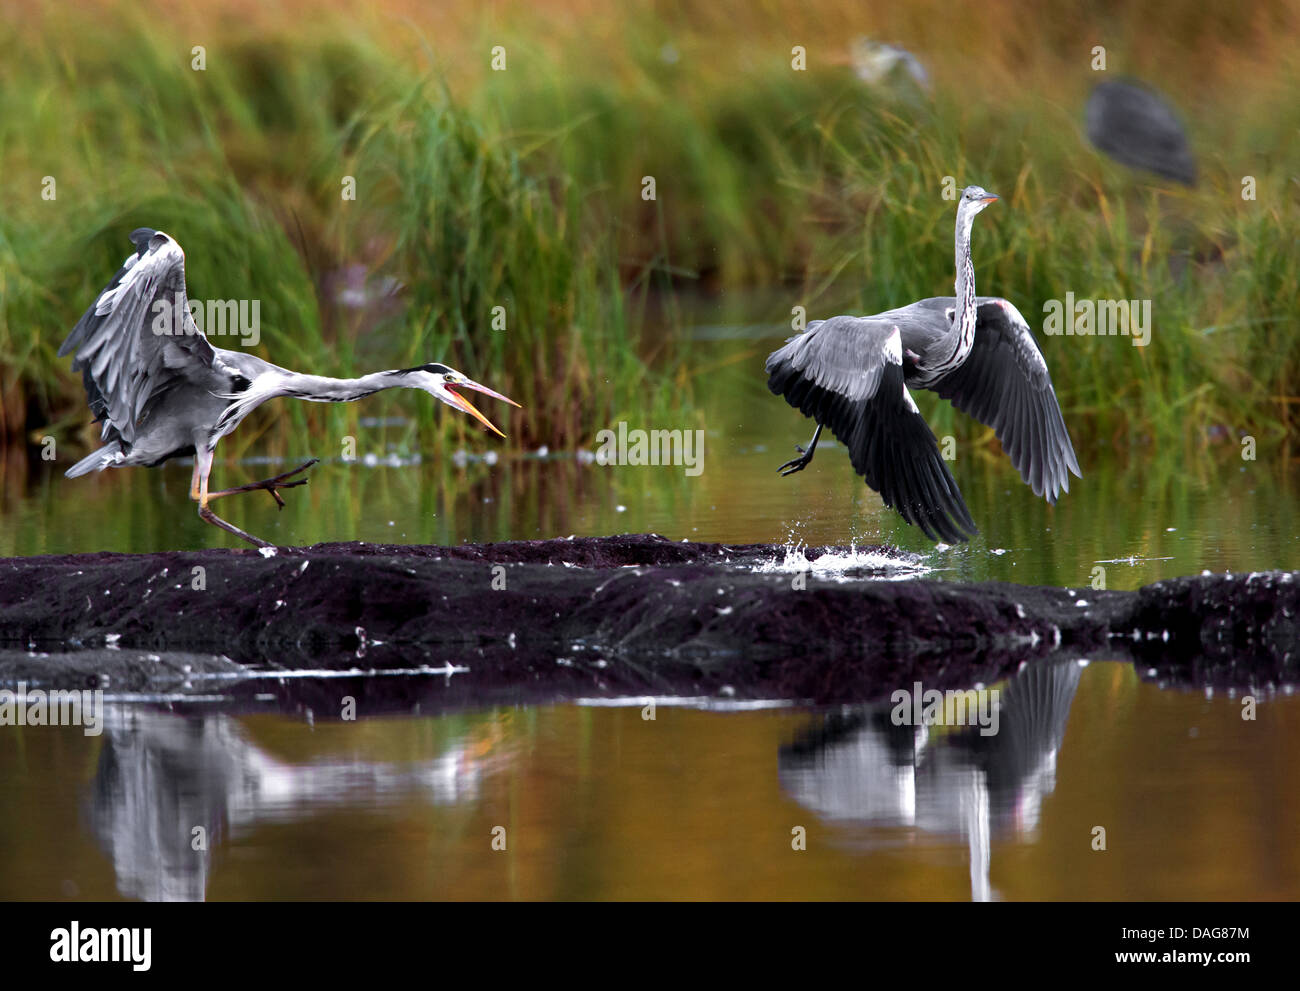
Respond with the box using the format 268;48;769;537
766;186;1081;543
60;228;519;548
1085;79;1195;186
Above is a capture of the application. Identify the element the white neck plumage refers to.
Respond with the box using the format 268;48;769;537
933;210;979;373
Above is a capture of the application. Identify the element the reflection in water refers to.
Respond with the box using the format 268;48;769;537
87;706;503;901
779;660;1083;901
0;663;1291;900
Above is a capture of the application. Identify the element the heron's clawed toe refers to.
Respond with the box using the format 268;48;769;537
777;450;813;476
273;458;319;482
257;459;317;498
207;457;319;509
258;474;310;510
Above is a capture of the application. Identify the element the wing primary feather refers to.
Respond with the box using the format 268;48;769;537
767;319;976;541
931;299;1080;505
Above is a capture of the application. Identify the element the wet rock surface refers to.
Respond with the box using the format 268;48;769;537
0;534;1295;708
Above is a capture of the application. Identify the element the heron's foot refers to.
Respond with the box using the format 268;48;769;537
198;504;274;549
208;458;320;510
777;444;815;477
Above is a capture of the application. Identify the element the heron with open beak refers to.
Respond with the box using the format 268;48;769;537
60;228;520;548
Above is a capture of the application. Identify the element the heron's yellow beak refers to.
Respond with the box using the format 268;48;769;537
446;389;504;438
445;378;521;439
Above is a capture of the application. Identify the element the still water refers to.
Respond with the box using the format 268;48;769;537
3;665;1298;901
1;328;1297;900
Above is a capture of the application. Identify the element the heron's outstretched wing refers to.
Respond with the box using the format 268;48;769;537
58;229;217;446
929;298;1081;503
766;315;977;543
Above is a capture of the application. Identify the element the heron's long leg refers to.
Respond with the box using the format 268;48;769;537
205;459;319;509
193;447;274;549
777;423;823;476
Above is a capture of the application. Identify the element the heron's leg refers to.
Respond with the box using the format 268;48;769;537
193;447;274;549
205;459;320;510
777;423;823;476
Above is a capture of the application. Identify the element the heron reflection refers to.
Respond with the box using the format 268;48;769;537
778;659;1085;900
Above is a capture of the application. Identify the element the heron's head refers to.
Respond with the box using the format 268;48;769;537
958;185;999;218
405;363;521;438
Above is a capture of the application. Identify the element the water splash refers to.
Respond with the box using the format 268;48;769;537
752;540;931;582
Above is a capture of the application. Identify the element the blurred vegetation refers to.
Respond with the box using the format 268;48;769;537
0;0;1297;462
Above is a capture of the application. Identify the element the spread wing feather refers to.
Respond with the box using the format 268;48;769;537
931;300;1081;503
766;316;977;543
58;228;216;448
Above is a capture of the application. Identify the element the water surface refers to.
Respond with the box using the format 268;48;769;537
3;662;1297;900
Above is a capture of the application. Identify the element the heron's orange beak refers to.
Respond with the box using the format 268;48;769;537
981;194;999;204
446;379;521;439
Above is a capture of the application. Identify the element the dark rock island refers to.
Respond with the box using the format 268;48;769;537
0;535;1295;710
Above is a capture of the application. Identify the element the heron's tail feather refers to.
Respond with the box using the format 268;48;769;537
65;441;124;478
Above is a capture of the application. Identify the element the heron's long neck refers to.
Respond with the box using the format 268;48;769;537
934;213;979;371
213;367;417;438
279;369;410;403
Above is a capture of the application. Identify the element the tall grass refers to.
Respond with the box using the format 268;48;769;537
350;79;679;444
0;9;690;455
1;0;1297;461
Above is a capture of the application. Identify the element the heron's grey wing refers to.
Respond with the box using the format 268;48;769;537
766;315;977;543
930;298;1082;503
58;229;217;446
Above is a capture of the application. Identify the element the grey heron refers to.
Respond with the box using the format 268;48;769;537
766;186;1081;542
60;228;519;548
1085;79;1195;186
851;38;931;92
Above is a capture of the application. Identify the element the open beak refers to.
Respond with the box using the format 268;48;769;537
445;379;521;439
